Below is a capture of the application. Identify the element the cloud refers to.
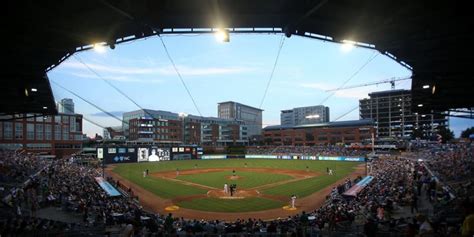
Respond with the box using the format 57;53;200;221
69;72;163;84
90;111;126;117
61;61;256;77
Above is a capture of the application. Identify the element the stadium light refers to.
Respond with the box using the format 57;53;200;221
341;40;355;52
93;43;106;53
215;29;230;43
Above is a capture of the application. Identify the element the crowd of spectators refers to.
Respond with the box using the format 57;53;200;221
1;142;473;236
247;145;368;157
421;144;473;183
0;150;49;185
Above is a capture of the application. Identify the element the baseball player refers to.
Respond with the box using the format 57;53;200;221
224;183;228;194
291;194;297;208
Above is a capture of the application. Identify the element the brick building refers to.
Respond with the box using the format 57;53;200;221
263;119;374;146
0;113;84;157
128;117;182;144
124;109;248;146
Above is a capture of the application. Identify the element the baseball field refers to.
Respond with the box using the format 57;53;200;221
108;159;364;220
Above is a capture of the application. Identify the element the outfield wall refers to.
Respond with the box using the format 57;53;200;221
99;145;203;164
201;154;365;161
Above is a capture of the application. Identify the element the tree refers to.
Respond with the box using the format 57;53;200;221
461;127;474;138
437;127;454;143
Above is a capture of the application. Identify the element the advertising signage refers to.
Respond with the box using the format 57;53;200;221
102;147;138;164
137;147;170;162
170;146;201;160
318;156;365;162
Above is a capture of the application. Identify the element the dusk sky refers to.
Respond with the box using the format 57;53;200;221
47;33;472;137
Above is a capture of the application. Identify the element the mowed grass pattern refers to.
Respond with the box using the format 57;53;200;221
175;170;293;189
112;159;360;210
178;197;284;212
262;172;349;197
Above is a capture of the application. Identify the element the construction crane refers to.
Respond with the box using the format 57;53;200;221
325;76;412;92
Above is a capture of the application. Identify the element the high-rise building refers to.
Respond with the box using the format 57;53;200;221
280;105;330;126
218;101;263;138
57;98;74;114
359;89;448;138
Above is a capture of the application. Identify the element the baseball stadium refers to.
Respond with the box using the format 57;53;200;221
2;1;474;237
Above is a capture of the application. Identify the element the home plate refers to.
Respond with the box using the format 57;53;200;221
165;205;180;211
282;205;297;211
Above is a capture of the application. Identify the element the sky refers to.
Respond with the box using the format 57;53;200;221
46;33;473;137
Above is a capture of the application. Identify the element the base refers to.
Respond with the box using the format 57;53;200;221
282;205;297;211
165;205;180;211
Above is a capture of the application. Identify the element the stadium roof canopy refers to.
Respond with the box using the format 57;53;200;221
4;0;473;116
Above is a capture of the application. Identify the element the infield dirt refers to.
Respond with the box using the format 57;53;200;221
106;164;365;221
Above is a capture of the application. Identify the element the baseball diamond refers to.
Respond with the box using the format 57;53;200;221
108;158;364;220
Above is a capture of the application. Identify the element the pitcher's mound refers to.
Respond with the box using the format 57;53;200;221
226;175;242;180
207;189;259;199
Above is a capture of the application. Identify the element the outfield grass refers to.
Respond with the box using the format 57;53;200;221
177;197;284;212
175;170;293;189
112;159;360;211
262;172;348;197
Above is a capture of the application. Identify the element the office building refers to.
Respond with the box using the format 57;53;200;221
124;109;248;146
359;89;448;138
280;105;330;126
263;119;374;146
0;113;84;157
218;101;263;138
122;109;179;137
103;126;125;140
57;98;75;114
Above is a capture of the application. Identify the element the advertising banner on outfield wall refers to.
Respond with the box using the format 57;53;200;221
170;146;200;160
245;155;278;159
103;147;138;164
318;156;365;162
201;155;227;159
300;156;318;160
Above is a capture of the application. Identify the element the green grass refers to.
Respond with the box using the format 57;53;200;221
175;170;293;189
112;159;360;211
262;172;348;197
113;165;207;198
177;197;284;212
